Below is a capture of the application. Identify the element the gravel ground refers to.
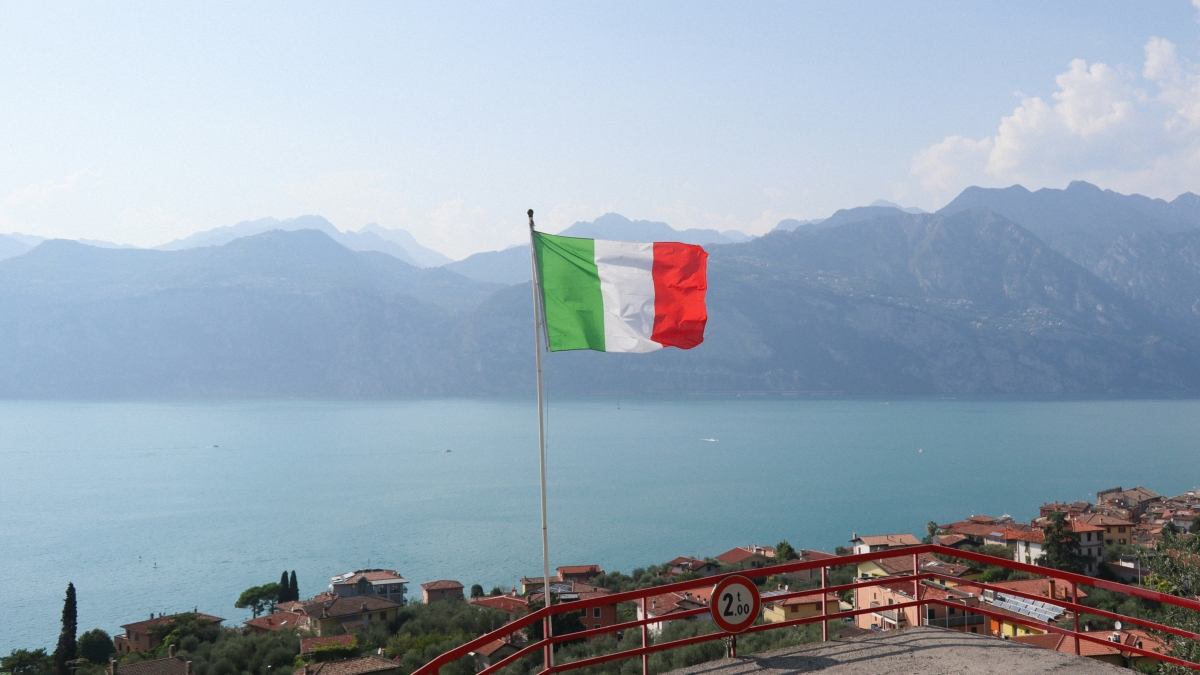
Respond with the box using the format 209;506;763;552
663;627;1129;675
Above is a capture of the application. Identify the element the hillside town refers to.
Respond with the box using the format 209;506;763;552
14;484;1198;675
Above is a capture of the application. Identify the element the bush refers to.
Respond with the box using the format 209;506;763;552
77;631;115;665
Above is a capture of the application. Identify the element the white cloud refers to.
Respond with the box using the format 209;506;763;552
912;36;1200;202
3;172;92;210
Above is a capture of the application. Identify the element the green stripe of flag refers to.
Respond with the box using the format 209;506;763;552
534;232;606;352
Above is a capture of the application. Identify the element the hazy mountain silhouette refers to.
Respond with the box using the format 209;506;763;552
454;208;1199;395
940;181;1200;266
0;234;31;260
4;208;1198;396
156;215;451;268
443;213;751;285
0;230;499;397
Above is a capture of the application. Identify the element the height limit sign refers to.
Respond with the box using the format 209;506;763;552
710;575;761;633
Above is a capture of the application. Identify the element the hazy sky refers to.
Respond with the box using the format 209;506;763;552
3;2;1200;258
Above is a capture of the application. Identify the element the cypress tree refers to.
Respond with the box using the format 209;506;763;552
289;571;299;602
54;583;77;675
279;572;289;602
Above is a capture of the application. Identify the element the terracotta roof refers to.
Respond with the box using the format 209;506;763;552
120;612;224;633
667;557;714;571
331;569;407;585
1075;513;1135;527
852;534;920;547
471;638;517;658
557;565;602;576
967;516;998;524
1011;629;1164;658
715;547;763;564
940;523;1005;538
867;554;973;578
964;578;1086;601
301;595;401;619
300;635;355;654
244;611;307;632
933;534;969;547
644;590;709;617
1067;520;1106;533
798;550;839;561
294;656;397;675
420;580;464;590
470;595;528;614
105;657;188;675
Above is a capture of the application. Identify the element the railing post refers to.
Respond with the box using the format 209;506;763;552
821;565;829;642
1072;582;1080;656
640;597;649;675
730;635;737;658
543;616;553;672
912;553;920;629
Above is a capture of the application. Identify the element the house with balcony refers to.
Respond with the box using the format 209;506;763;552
329;569;408;605
300;595;401;636
636;588;712;637
528;581;619;638
760;588;839;631
1075;513;1135;547
849;533;919;555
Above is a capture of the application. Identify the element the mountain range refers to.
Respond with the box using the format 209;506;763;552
1;182;1198;396
155;215;453;267
443;213;751;285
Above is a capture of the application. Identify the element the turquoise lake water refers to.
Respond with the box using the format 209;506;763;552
2;396;1199;652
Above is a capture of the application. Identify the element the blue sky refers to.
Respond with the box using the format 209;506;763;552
3;1;1200;258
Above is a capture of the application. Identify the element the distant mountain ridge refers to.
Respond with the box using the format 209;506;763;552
4;183;1200;396
940;181;1200;266
3;206;1200;396
156;215;452;267
442;213;751;285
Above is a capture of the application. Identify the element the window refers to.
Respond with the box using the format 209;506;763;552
594;624;601;630
1119;527;1126;533
949;608;956;615
888;599;893;605
593;608;601;618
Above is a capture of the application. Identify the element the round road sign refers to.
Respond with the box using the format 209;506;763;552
710;575;760;633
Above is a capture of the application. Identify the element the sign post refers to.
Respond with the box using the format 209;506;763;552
710;576;761;635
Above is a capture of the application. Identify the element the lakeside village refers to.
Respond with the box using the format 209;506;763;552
11;485;1200;675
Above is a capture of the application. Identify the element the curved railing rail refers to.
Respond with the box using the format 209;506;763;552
414;544;1200;675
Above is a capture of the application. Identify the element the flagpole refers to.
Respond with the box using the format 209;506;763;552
527;209;553;670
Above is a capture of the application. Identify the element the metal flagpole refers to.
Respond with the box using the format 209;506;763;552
527;209;553;670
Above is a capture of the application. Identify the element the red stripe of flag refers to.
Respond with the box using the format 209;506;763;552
650;242;708;349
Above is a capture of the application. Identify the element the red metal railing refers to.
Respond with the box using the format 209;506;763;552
413;544;1200;675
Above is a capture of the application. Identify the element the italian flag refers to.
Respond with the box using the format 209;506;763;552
533;232;708;353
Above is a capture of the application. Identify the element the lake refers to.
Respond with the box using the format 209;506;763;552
2;396;1198;652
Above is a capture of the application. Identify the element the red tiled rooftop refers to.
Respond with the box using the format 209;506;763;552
244;611;306;631
420;580;464;590
470;594;528;614
853;534;920;547
120;611;224;633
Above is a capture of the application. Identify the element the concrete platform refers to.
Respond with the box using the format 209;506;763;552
666;627;1128;675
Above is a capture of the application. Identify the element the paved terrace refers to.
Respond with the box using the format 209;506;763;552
665;627;1129;675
